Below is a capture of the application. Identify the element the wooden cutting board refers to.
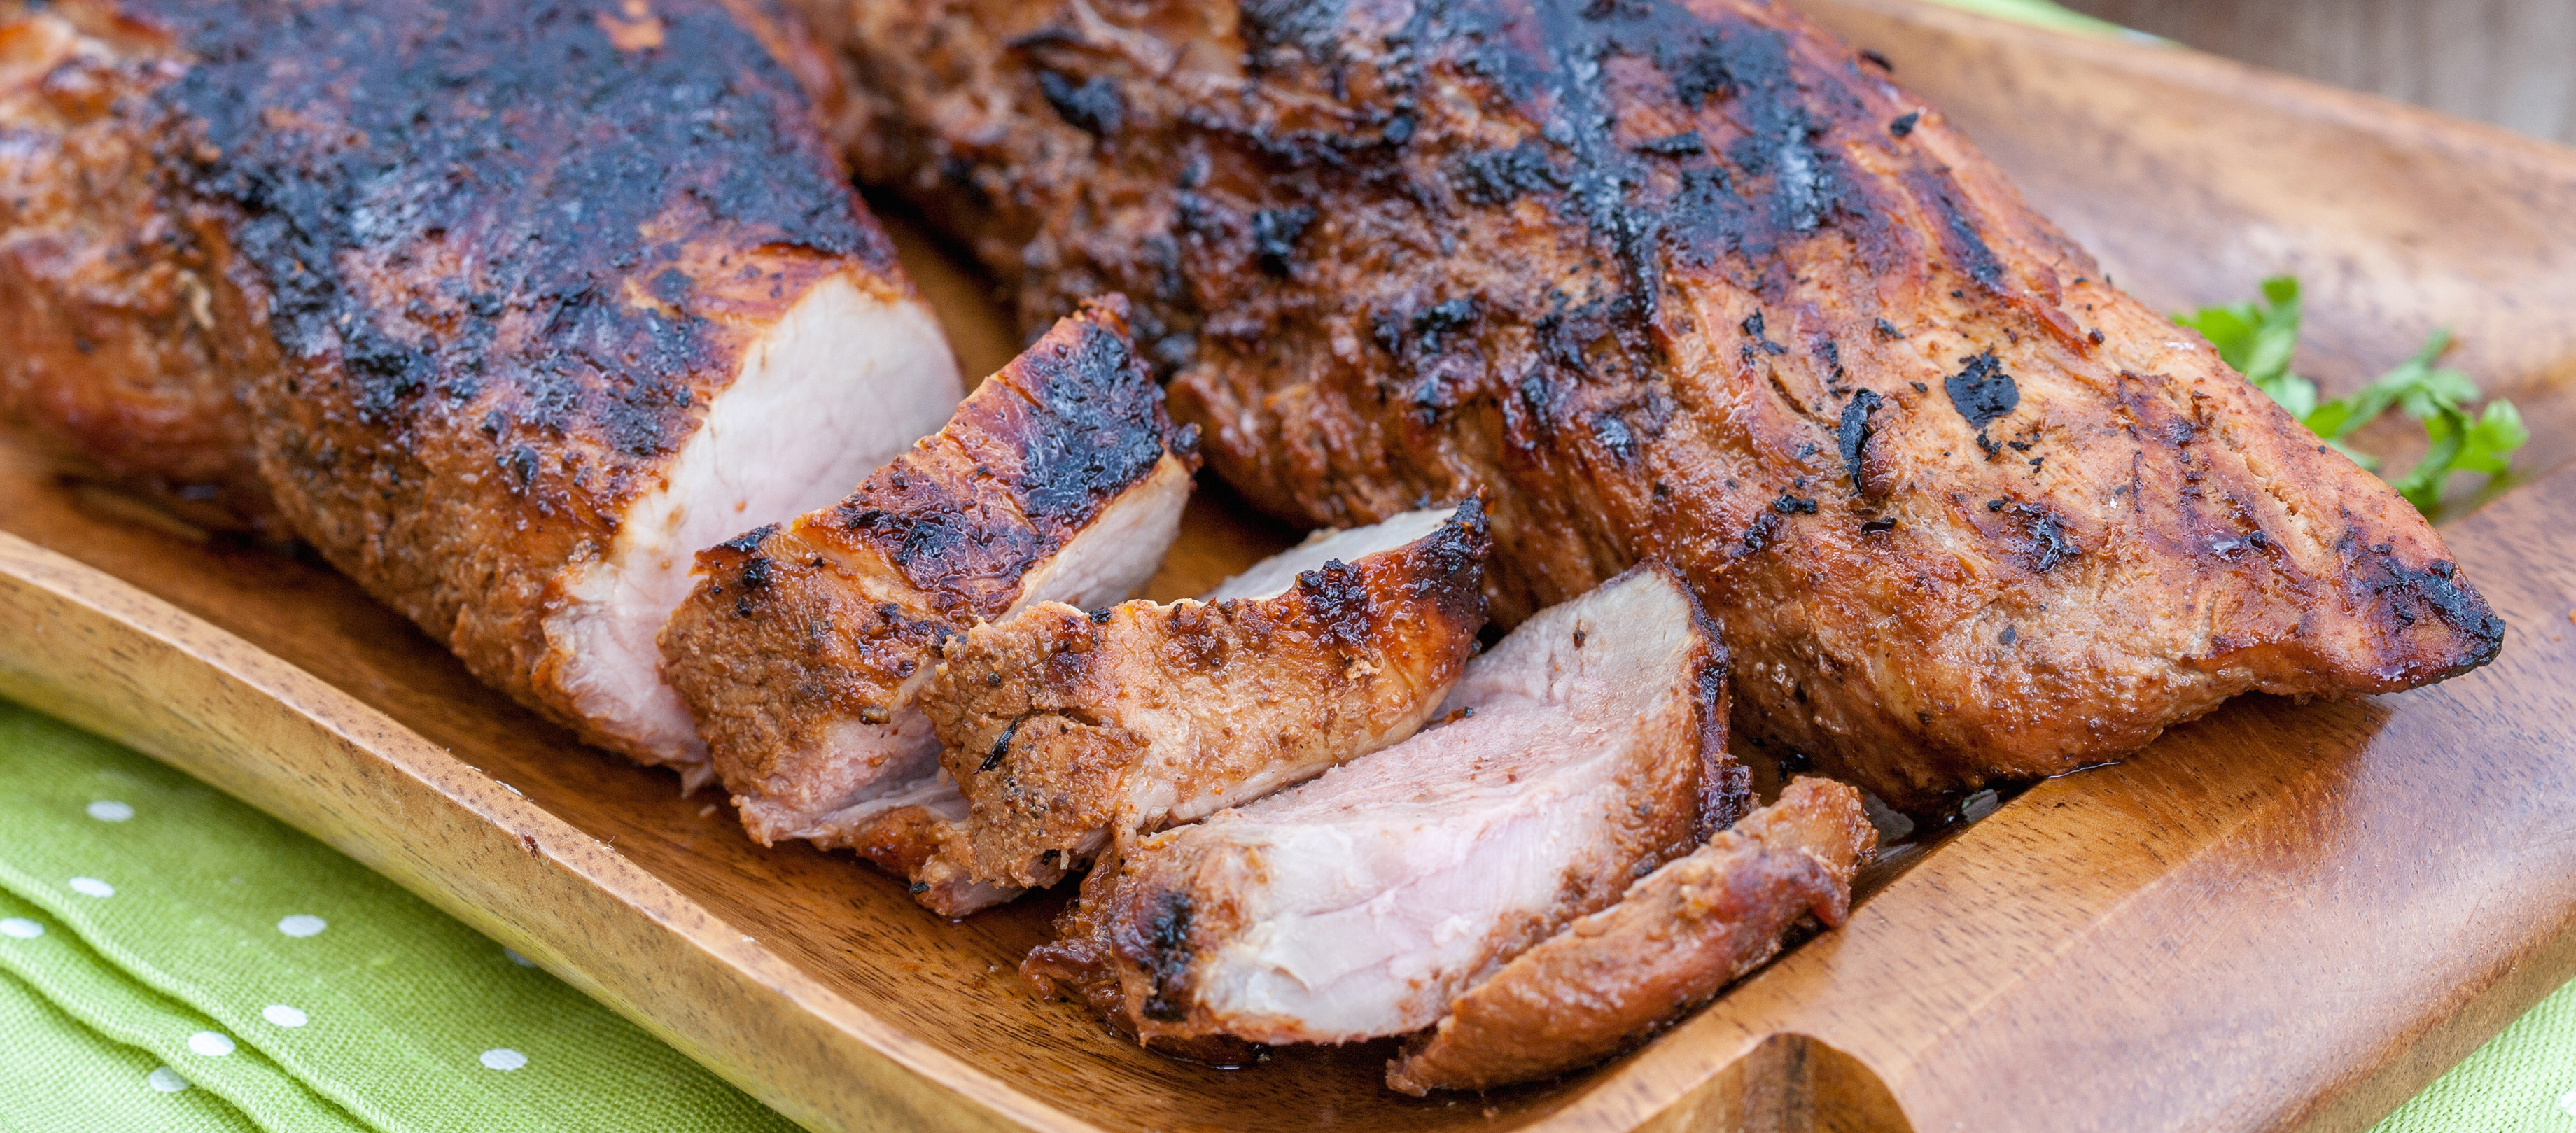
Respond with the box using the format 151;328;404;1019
4;1;2574;1130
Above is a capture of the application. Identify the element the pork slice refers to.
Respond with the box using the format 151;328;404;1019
923;501;1490;890
871;503;1478;917
1;0;967;778
1386;776;1874;1095
661;296;1198;870
543;266;960;781
1024;564;1744;1047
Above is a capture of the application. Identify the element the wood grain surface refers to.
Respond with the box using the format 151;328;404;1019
1;2;2573;1130
2059;0;2576;146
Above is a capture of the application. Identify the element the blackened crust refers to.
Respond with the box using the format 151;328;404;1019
830;295;1200;618
2345;547;2507;682
46;0;920;734
137;0;889;453
832;0;2507;805
1020;852;1261;1066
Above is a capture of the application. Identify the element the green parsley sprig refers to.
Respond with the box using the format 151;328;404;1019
2175;276;2526;514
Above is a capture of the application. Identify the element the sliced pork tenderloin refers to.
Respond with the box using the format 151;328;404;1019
844;502;1480;917
922;501;1490;891
0;0;965;777
1022;564;1744;1048
660;297;1198;873
1387;775;1874;1095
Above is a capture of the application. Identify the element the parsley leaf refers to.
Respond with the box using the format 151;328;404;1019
2175;275;2316;418
2176;279;2526;516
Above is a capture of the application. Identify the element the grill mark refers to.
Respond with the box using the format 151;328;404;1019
1135;889;1197;1022
1836;388;1882;492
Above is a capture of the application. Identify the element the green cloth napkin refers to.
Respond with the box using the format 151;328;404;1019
0;701;797;1133
2376;981;2576;1133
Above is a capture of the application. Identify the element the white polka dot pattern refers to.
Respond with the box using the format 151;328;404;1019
276;914;328;938
263;1004;309;1027
0;917;38;939
146;1067;189;1093
86;800;135;822
479;1048;528;1071
67;877;113;898
187;1031;235;1057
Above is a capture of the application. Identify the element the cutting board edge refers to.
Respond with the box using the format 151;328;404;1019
0;529;1087;1133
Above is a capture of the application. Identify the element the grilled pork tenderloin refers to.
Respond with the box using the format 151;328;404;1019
817;0;2504;807
0;0;963;779
661;297;1198;887
923;501;1490;892
1023;565;1756;1049
1;4;280;535
1387;775;1874;1095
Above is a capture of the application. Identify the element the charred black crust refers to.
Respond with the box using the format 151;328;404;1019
1251;206;1317;275
983;0;2009;430
1836;388;1882;493
138;0;887;456
1295;559;1376;652
993;302;1180;515
1911;169;2008;293
1289;498;1497;649
1637;129;1707;157
981;715;1025;773
1944;351;2019;431
1447;141;1566;206
2343;541;2507;674
1996;502;2078;574
1038;69;1125;137
1122;887;1198;1022
981;0;2036;568
1240;0;1350;70
834;298;1187;617
1390;498;1493;619
720;524;780;555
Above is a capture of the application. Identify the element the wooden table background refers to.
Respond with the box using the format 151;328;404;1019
2060;0;2576;145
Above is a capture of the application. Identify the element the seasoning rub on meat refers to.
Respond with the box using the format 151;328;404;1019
923;502;1490;892
0;0;965;780
822;0;2505;806
1388;775;1873;1094
661;296;1198;888
1022;565;1765;1051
